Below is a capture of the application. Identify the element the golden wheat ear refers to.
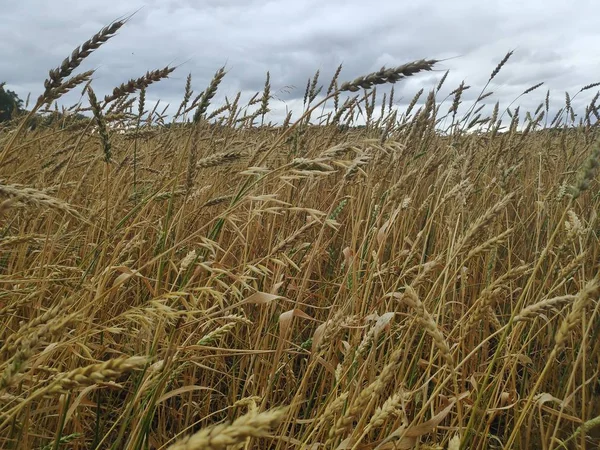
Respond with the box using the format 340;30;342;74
39;19;128;106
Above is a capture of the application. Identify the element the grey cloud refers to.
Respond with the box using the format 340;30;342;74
2;0;599;125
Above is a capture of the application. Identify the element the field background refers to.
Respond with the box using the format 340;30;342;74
1;19;600;450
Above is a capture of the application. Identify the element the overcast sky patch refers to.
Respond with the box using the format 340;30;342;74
2;0;599;125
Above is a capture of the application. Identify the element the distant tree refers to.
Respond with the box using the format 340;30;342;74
0;82;24;123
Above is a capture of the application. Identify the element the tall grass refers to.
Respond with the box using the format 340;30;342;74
1;19;600;450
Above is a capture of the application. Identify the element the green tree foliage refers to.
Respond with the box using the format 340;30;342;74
0;82;25;122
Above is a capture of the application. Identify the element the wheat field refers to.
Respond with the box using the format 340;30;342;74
1;18;600;450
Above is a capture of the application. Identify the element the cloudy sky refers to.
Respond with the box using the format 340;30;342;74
2;0;600;125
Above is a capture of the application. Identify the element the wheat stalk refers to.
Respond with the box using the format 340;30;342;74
340;59;438;92
166;406;288;450
49;356;148;393
39;19;126;105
